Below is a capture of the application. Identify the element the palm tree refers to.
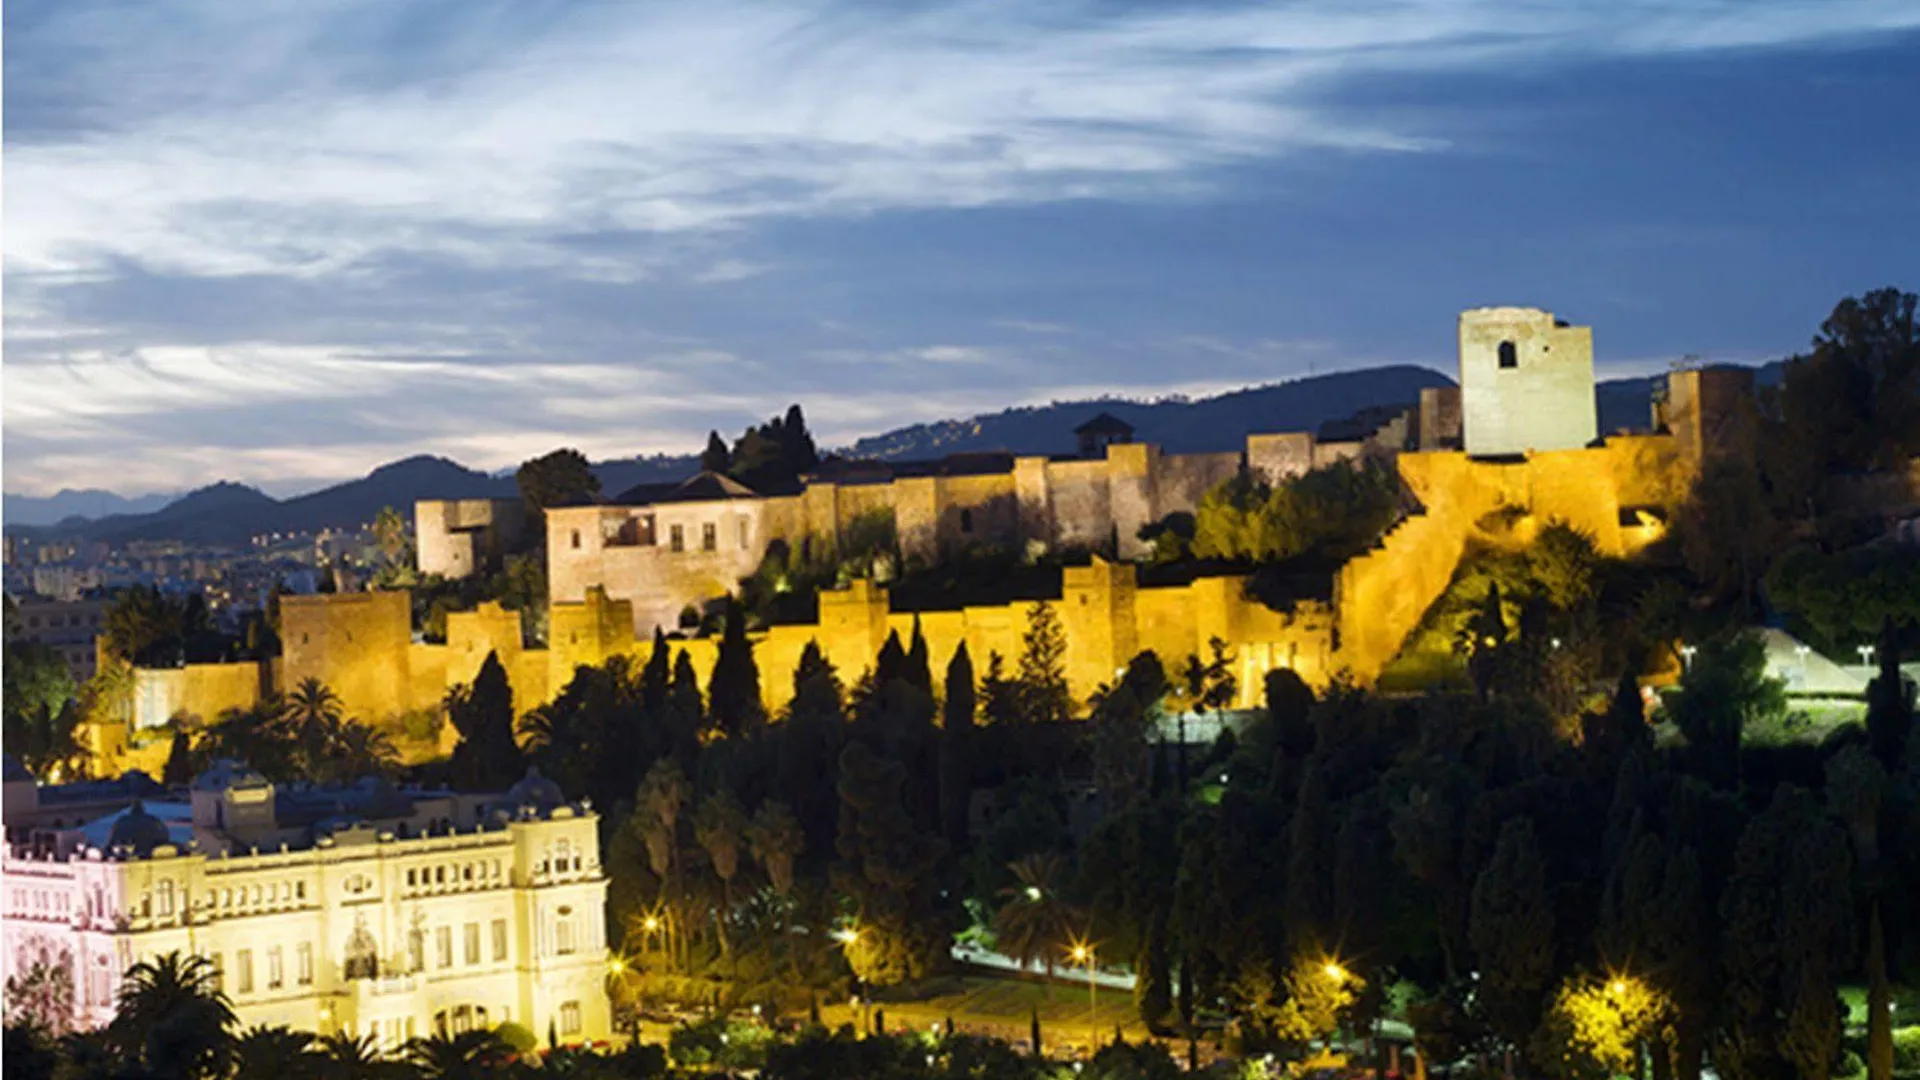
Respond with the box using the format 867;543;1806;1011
747;799;805;897
323;718;401;782
636;759;689;968
316;1030;398;1080
233;1025;321;1080
695;790;748;957
108;951;237;1080
402;1029;514;1080
287;678;345;768
993;853;1081;995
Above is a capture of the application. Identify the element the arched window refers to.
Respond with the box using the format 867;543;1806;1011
1497;340;1518;369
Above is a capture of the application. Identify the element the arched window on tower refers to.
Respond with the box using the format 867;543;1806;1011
1497;341;1518;369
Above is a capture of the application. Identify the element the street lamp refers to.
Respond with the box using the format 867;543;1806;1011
1859;644;1877;666
1323;961;1347;984
1069;939;1097;1050
1679;644;1697;673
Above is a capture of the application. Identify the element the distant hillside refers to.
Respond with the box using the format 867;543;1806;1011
83;482;280;545
590;454;701;496
3;488;180;526
1594;360;1785;435
848;365;1457;459
4;361;1783;545
16;458;520;547
269;456;504;535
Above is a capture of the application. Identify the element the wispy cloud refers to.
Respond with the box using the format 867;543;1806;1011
4;0;1913;494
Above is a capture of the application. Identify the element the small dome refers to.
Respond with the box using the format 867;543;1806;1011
504;766;565;810
108;801;171;855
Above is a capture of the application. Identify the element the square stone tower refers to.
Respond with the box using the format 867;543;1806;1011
1458;307;1597;456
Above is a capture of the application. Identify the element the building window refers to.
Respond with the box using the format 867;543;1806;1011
560;1001;581;1036
959;509;973;534
464;923;480;966
267;947;283;990
669;525;684;552
236;950;253;994
737;517;749;548
555;911;576;956
452;1005;472;1035
1497;340;1518;369
492;919;508;962
296;882;306;901
157;881;174;917
296;943;313;986
570;530;581;549
436;927;453;969
701;522;716;551
208;954;223;993
406;869;417;887
408;929;424;973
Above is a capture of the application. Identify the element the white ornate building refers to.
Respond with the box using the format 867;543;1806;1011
1;756;611;1048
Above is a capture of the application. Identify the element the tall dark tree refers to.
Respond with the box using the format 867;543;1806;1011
1865;617;1914;771
1469;817;1554;1055
708;597;764;739
700;431;731;474
979;651;1022;727
1017;601;1073;724
161;729;198;787
666;650;706;755
1669;631;1784;789
515;448;600;516
1718;785;1854;1080
833;741;950;986
938;643;977;850
904;617;933;697
641;628;672;715
446;652;522;791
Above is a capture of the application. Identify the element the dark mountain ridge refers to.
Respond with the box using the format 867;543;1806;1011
6;363;1767;546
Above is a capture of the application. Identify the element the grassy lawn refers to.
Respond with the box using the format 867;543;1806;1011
820;970;1153;1054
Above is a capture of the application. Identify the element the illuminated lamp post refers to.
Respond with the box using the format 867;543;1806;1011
1679;644;1696;673
1069;939;1097;1052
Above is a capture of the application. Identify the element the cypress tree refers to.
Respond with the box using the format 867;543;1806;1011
641;627;671;714
700;431;730;473
708;597;763;738
905;616;933;696
667;650;705;756
1866;617;1913;771
161;729;196;787
938;643;976;849
448;651;521;790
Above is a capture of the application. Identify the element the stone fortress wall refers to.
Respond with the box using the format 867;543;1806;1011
121;309;1747;739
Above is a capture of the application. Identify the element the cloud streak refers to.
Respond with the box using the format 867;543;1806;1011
5;0;1916;494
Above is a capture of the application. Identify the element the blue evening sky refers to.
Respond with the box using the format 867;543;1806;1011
4;0;1917;496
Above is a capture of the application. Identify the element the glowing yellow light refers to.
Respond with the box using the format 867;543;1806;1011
1026;886;1042;901
1609;979;1627;997
641;916;661;933
1070;944;1090;964
1323;962;1347;983
608;957;627;975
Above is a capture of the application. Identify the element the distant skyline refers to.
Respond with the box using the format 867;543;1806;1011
5;1;1918;497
